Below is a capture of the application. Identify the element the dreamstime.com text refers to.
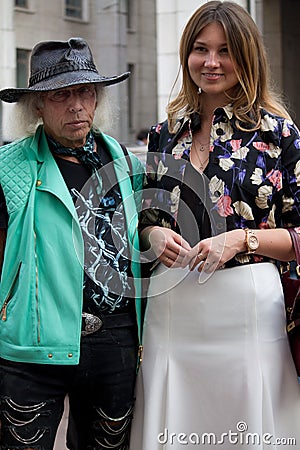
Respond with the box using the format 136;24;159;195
157;422;296;446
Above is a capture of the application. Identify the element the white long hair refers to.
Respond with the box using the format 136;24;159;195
7;85;118;139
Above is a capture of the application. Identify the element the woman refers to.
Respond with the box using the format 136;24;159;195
130;2;300;449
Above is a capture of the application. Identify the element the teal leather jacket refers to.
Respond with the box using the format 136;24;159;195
0;126;144;365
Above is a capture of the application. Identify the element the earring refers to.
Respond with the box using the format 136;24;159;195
198;87;202;94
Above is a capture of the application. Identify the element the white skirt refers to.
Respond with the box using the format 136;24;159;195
130;263;300;449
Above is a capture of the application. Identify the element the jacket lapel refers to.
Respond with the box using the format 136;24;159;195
31;127;80;221
100;132;142;317
100;133;138;243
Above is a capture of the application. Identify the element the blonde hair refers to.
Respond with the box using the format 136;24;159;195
9;85;117;139
167;1;290;132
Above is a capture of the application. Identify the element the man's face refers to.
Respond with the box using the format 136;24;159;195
38;84;97;148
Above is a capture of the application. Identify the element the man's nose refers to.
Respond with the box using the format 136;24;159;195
67;92;83;111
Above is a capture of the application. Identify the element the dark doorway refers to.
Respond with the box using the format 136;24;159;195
281;0;300;125
263;0;300;125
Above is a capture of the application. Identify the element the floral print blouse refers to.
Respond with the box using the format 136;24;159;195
140;105;300;266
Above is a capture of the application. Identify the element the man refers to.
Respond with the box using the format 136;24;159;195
0;37;144;450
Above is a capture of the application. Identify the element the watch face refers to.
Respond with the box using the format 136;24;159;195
249;233;259;250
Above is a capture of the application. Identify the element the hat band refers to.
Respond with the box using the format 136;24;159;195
29;60;98;87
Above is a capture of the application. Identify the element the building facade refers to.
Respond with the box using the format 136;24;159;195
0;0;299;145
0;0;157;145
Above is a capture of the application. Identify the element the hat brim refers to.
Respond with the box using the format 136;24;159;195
0;70;130;103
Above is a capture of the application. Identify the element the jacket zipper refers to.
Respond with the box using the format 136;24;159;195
34;231;41;343
138;344;143;365
0;262;22;321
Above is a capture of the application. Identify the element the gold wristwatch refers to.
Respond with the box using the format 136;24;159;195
244;228;259;254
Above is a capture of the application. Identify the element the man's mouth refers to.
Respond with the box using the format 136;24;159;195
67;120;87;127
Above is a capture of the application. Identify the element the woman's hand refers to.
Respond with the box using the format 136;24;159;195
140;226;191;267
182;228;297;273
183;229;245;273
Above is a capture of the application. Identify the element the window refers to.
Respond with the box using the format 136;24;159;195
15;0;28;7
127;63;135;130
65;0;82;19
126;0;137;31
17;49;30;88
126;0;133;30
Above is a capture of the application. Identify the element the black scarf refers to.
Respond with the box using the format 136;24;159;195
47;132;103;172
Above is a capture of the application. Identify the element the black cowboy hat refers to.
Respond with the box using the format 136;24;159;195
0;37;130;103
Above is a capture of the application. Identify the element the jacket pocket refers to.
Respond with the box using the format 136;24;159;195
0;261;22;321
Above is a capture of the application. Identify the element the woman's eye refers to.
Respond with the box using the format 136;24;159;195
220;47;229;54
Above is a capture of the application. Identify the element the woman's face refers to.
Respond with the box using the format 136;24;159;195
188;22;239;104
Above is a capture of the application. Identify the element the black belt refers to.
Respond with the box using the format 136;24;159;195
81;312;136;336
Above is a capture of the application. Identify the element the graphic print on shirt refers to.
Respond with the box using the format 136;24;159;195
72;172;133;314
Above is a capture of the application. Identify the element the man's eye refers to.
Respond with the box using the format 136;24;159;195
51;91;68;101
78;86;96;98
55;91;67;97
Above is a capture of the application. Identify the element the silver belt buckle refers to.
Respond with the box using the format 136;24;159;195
81;312;103;336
